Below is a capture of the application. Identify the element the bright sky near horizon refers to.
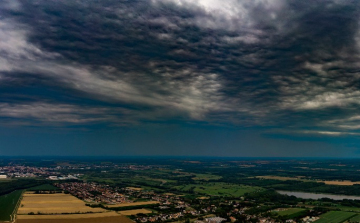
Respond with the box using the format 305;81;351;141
1;0;360;157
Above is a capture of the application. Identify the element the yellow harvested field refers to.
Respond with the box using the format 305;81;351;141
118;209;152;215
17;212;120;220
321;181;360;185
126;187;142;191
17;215;134;223
105;201;159;208
255;176;310;181
255;176;360;186
184;161;201;164
17;193;105;215
239;165;256;167
197;197;210;200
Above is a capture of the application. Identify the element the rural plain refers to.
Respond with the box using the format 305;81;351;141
17;192;105;215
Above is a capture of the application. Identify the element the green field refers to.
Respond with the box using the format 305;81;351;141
27;184;59;191
337;206;360;213
175;183;263;197
192;174;222;181
275;208;305;216
314;211;356;223
349;214;360;222
0;190;23;221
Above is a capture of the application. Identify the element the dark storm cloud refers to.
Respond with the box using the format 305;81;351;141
1;0;360;134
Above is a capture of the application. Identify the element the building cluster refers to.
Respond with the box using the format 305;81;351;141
0;165;60;178
55;182;129;204
54;163;160;170
48;175;80;180
137;212;184;222
197;217;227;223
136;199;196;222
301;216;319;223
118;165;155;170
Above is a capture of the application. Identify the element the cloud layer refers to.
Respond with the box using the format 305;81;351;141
1;0;360;136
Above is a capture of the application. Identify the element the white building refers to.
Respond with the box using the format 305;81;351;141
205;217;227;223
48;176;58;180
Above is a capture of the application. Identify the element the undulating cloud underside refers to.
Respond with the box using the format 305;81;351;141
1;0;360;138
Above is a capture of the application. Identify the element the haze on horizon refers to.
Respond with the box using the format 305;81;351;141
1;0;360;157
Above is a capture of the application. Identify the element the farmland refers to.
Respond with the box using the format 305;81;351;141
255;176;311;181
15;192;134;223
5;158;360;223
17;212;122;219
314;211;356;223
0;190;23;221
175;183;263;196
274;208;305;216
191;174;222;181
26;184;59;191
17;214;134;223
17;192;105;215
105;201;159;208
255;176;360;186
321;181;360;186
126;187;143;191
348;214;360;222
118;208;152;215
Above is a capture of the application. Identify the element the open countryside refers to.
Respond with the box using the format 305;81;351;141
26;184;60;191
4;159;360;222
348;214;360;222
191;174;223;181
17;212;122;220
16;191;133;223
175;183;264;197
256;176;360;186
118;209;153;215
274;208;305;216
17;215;134;223
314;211;356;223
5;0;360;222
17;192;105;214
105;201;159;208
0;190;23;222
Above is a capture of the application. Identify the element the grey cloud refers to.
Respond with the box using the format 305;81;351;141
1;0;21;11
2;0;360;132
0;17;228;120
0;102;125;125
300;130;360;137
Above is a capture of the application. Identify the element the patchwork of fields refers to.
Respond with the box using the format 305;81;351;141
2;167;360;223
15;192;135;223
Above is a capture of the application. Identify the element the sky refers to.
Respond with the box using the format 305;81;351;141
1;0;360;157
